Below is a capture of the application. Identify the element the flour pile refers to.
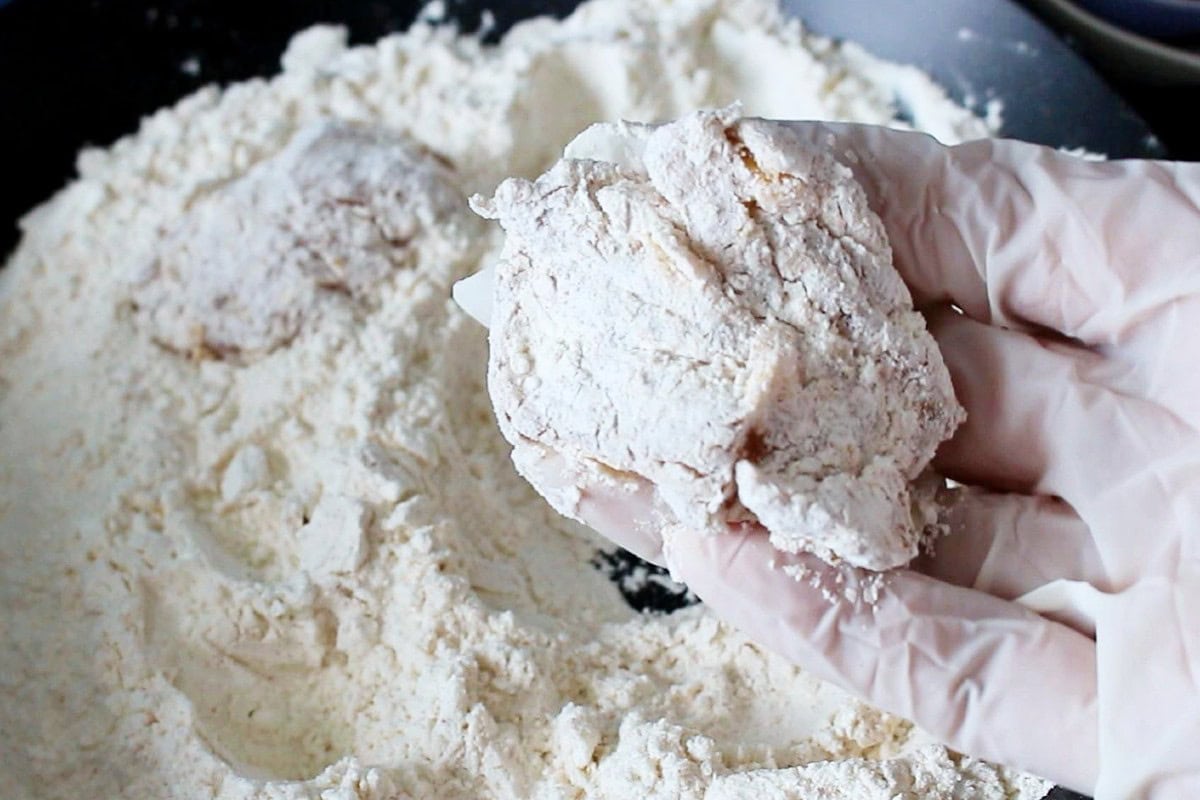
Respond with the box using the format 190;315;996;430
472;108;964;571
0;0;1048;798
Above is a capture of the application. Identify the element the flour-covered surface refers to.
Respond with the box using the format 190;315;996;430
0;0;1047;798
474;108;963;571
131;122;472;360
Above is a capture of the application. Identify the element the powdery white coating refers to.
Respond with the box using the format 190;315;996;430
0;1;1046;799
475;109;964;570
131;121;470;359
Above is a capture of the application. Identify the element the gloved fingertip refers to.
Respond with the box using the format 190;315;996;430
452;264;495;328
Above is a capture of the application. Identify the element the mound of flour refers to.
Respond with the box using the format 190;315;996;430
473;108;963;571
0;0;1048;798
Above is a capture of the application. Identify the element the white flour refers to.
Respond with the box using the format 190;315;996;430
472;108;963;571
0;0;1049;798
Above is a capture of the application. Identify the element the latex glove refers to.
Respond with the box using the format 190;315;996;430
455;123;1200;798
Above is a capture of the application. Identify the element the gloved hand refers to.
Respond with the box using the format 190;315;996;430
456;122;1200;799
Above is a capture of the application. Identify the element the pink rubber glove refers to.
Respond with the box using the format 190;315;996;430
457;123;1200;798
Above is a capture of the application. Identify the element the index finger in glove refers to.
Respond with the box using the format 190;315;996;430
918;490;1110;605
777;121;1200;347
665;525;1099;795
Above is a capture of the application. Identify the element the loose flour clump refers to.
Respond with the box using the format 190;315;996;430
0;0;1048;798
473;108;963;570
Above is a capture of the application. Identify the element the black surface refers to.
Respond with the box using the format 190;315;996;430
794;0;1163;159
0;3;1173;797
591;549;697;614
1077;0;1200;39
1016;4;1200;161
